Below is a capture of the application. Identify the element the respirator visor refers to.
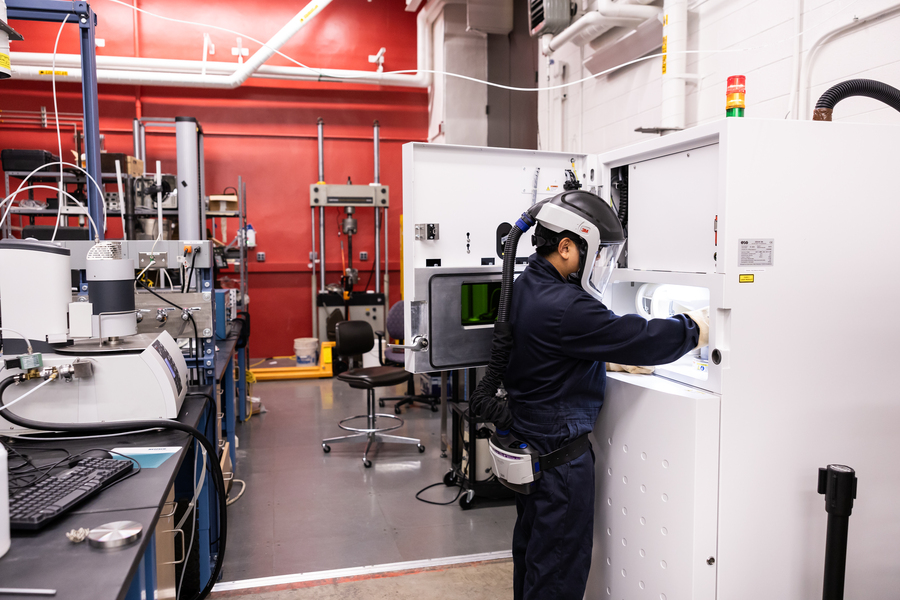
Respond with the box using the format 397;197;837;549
587;243;623;299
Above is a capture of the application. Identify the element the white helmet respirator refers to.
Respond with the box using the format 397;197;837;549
531;191;626;301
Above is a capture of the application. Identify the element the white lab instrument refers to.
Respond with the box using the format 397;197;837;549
401;118;900;598
0;331;188;435
0;240;72;346
86;241;138;339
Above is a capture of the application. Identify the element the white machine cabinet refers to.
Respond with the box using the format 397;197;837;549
403;118;900;599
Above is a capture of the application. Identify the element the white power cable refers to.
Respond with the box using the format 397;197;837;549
176;440;206;600
0;327;34;354
161;268;175;290
0;185;99;238
51;15;70;242
0;161;109;240
17;428;163;441
115;160;126;241
226;479;246;506
1;377;55;411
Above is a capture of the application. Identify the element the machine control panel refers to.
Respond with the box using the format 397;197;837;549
152;339;183;396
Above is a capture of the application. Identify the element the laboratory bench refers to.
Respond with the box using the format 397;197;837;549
0;390;224;600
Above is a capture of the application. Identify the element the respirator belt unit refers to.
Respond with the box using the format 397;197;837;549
489;432;591;494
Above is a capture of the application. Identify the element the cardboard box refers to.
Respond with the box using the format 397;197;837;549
209;194;239;212
100;153;144;177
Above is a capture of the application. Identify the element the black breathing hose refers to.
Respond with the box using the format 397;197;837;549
496;226;523;323
0;378;226;600
813;78;900;121
469;206;542;432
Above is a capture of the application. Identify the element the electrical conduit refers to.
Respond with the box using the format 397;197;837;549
660;0;687;131
544;0;661;56
9;0;459;89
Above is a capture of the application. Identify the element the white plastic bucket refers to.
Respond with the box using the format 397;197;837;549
294;337;319;366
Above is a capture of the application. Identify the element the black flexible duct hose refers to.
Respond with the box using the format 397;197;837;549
0;378;226;600
469;206;542;432
496;226;523;323
813;78;900;121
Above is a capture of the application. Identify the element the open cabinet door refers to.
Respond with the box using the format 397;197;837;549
587;373;720;600
401;143;590;373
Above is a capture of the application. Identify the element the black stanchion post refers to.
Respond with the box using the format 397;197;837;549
818;464;858;600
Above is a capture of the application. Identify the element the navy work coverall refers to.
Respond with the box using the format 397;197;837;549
505;253;699;600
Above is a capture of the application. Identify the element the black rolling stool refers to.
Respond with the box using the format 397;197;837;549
322;320;425;467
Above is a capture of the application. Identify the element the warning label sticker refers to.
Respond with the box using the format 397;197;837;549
738;239;774;267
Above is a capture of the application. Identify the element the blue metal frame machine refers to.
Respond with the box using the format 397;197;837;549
6;0;104;238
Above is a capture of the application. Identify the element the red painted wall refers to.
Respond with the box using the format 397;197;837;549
0;0;428;358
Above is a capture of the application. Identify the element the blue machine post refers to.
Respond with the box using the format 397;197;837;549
6;1;104;240
77;3;103;239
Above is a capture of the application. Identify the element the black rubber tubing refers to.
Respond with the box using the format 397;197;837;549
815;78;900;114
0;378;226;600
495;225;523;323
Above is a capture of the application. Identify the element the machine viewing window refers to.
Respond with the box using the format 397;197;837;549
607;281;711;382
461;281;502;326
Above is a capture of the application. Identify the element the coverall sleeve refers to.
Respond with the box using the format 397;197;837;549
558;295;699;366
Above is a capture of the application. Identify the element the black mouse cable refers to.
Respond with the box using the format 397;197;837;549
0;383;225;600
3;443;79;490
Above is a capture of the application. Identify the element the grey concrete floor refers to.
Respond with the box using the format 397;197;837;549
214;559;513;600
221;377;516;583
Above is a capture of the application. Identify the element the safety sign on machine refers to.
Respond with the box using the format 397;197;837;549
738;239;774;267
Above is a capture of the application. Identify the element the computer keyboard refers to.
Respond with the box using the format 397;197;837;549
8;457;134;531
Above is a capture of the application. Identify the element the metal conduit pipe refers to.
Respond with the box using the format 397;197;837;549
9;0;333;88
660;0;688;131
545;13;641;54
8;0;460;89
544;0;661;55
317;117;325;292
317;118;325;183
132;118;140;158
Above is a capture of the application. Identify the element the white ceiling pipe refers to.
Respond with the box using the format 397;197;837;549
594;0;661;19
544;0;661;56
10;63;428;88
9;0;457;89
546;12;642;55
660;0;687;131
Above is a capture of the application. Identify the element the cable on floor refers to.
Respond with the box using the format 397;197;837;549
226;479;246;506
415;481;465;506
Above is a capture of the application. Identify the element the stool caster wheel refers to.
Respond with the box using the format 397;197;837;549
431;404;439;412
394;406;402;415
417;444;425;453
378;399;385;407
322;444;331;453
443;470;457;486
363;458;372;468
